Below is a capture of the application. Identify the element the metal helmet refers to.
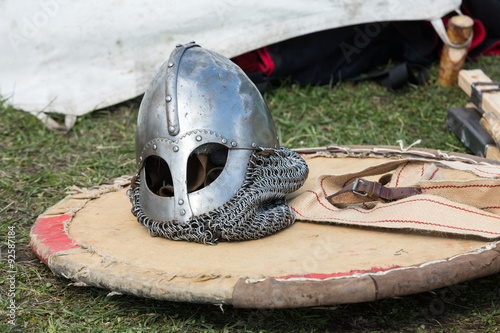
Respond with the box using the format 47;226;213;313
130;42;308;244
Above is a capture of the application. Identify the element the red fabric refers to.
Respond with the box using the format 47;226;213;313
233;51;260;73
483;40;500;56
256;47;275;75
232;47;275;76
469;19;486;51
467;19;500;59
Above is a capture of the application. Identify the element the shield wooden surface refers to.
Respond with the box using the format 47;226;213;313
30;146;500;308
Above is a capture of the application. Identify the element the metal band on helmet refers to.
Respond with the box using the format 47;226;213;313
136;41;279;164
131;43;308;243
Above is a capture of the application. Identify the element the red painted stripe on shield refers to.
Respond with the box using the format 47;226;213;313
275;265;401;281
30;214;79;265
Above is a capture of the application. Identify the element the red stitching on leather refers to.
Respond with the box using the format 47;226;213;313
342;176;356;189
306;190;337;211
296;192;500;235
330;217;500;235
291;206;305;217
421;184;500;190
473;167;500;176
428;168;439;180
395;162;410;187
304;190;500;221
320;176;328;196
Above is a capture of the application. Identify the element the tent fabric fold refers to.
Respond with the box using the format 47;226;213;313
0;0;461;129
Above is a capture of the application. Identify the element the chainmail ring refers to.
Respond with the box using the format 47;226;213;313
130;147;308;244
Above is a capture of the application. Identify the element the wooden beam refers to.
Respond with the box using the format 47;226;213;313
458;69;500;117
459;69;500;161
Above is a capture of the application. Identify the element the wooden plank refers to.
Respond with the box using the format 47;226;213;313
458;69;500;117
458;70;500;161
486;146;500;161
458;69;490;96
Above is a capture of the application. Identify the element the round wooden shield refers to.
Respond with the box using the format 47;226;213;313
29;145;500;308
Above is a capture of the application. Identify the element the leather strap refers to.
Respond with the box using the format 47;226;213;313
326;178;422;205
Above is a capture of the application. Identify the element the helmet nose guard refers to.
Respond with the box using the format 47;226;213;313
131;42;308;244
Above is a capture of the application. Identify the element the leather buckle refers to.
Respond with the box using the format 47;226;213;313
352;178;369;197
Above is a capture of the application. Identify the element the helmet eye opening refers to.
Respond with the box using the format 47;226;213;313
187;143;228;193
144;156;174;197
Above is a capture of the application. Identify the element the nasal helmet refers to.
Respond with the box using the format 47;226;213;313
130;42;308;244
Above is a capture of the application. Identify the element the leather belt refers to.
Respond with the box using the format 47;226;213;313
326;178;422;205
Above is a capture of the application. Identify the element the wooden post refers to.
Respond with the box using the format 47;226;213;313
437;15;474;86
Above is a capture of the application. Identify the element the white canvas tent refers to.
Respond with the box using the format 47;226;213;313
0;0;461;130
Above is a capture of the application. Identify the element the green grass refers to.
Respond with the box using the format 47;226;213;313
1;56;500;332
